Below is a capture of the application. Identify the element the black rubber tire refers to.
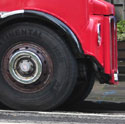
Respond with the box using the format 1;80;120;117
63;60;95;106
0;22;78;111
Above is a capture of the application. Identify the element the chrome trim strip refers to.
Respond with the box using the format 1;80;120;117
0;10;24;18
97;23;101;46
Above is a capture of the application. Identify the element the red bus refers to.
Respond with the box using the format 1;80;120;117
0;0;118;110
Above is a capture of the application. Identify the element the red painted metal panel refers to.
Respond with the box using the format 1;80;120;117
81;15;104;66
0;0;23;11
103;16;118;84
92;0;115;15
0;0;118;84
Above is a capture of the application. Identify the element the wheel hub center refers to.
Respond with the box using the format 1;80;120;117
18;59;34;74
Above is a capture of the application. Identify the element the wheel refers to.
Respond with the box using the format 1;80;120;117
0;22;77;110
63;60;95;106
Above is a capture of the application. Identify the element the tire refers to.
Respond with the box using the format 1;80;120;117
0;22;78;111
63;60;95;106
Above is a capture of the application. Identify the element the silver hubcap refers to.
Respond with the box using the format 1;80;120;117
9;50;42;84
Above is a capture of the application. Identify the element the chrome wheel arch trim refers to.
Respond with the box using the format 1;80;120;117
0;10;24;18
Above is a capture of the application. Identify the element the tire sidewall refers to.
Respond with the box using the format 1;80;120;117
0;23;77;110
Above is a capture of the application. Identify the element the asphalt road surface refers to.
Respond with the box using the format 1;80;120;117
0;81;125;123
0;110;125;124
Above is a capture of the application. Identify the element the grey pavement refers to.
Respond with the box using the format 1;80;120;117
87;80;125;103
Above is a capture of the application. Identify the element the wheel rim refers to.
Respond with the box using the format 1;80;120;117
2;43;53;93
9;50;42;84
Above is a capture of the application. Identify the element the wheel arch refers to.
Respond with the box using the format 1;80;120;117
0;10;84;58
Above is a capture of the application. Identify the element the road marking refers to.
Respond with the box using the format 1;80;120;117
0;110;125;118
